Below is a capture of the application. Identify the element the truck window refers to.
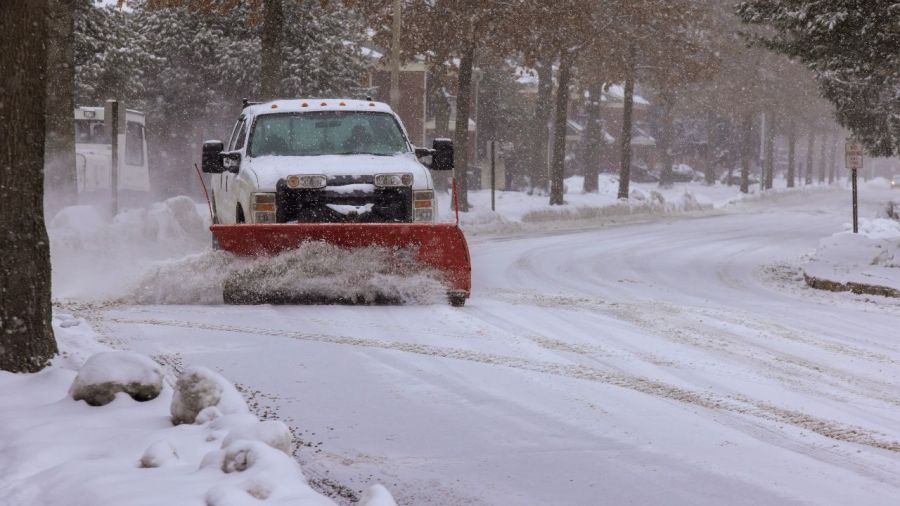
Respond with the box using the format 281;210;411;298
227;119;241;151
125;121;144;165
249;111;409;157
75;120;109;144
234;120;248;150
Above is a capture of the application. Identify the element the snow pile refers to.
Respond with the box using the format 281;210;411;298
804;218;900;295
49;196;210;300
0;316;397;505
69;351;163;406
126;242;448;306
171;366;249;425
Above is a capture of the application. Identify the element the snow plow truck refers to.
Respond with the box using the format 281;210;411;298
201;99;471;306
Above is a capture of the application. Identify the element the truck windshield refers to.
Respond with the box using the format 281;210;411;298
249;111;409;157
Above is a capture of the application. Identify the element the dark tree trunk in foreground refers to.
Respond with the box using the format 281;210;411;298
260;0;284;99
530;60;552;194
617;45;636;200
805;130;815;185
657;88;676;188
787;119;796;188
549;51;573;206
582;82;603;193
739;111;753;194
0;0;59;372
44;0;77;213
453;39;476;212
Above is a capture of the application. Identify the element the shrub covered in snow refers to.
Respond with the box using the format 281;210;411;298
222;420;293;455
69;351;163;406
140;439;180;468
171;366;249;425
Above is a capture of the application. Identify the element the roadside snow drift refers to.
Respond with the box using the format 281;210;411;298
0;315;396;506
804;218;900;295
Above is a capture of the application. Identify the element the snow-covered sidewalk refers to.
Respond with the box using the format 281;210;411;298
803;218;900;297
0;315;395;506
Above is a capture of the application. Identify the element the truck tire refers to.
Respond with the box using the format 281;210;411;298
448;291;467;307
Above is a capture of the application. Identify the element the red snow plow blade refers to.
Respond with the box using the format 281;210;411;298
211;223;471;299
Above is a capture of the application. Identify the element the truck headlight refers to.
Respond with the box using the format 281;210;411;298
252;193;276;223
287;174;326;189
413;190;434;222
374;173;413;187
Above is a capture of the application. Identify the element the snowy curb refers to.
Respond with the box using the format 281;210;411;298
803;271;900;298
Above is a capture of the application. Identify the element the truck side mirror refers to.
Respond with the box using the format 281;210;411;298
431;138;454;171
202;140;225;173
222;152;241;174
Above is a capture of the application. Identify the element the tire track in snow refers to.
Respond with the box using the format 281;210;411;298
105;315;900;455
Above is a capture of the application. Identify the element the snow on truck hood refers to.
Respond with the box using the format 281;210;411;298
246;153;433;190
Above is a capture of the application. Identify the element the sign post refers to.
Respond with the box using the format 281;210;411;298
105;99;125;216
490;140;496;212
845;139;864;234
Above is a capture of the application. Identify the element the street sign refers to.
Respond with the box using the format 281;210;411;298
845;138;862;233
846;139;864;169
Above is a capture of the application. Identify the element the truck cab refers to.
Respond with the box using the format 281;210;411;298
202;99;453;226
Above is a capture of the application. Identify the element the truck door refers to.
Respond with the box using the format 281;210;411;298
222;118;248;223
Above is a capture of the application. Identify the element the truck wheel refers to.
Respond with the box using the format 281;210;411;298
448;291;467;307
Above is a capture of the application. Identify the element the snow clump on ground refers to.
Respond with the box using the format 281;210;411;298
171;366;249;425
69;351;163;406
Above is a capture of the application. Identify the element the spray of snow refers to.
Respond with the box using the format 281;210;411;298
49;198;448;305
123;242;447;306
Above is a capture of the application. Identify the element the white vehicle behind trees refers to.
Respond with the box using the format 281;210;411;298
74;106;151;202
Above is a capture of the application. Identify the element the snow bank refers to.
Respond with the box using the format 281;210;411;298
804;218;900;295
0;316;398;505
447;174;815;233
49;196;210;300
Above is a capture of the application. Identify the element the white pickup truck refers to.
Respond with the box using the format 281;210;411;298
201;99;454;225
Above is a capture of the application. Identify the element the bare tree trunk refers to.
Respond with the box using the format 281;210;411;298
805;130;814;185
530;60;552;194
549;51;572;206
828;130;838;183
657;88;676;188
453;38;476;212
740;111;753;194
617;44;636;200
764;113;775;190
430;62;451;139
787;119;796;188
703;110;716;185
582;82;603;193
0;0;59;372
818;130;827;183
44;0;76;213
260;0;284;99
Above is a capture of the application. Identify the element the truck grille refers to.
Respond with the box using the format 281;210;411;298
275;176;412;223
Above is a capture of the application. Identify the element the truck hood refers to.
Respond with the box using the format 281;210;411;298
245;153;433;191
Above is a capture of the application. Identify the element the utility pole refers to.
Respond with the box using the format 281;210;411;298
389;0;402;110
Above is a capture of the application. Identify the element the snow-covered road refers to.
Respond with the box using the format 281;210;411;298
78;186;900;505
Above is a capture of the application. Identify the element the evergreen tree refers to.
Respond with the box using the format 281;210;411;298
738;0;900;156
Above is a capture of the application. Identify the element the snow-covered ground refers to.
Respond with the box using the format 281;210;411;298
804;217;900;294
0;315;395;506
16;178;900;504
